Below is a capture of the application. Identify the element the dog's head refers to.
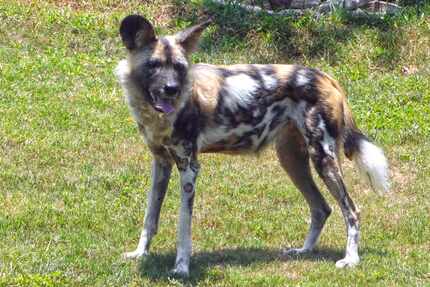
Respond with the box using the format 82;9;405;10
119;15;211;114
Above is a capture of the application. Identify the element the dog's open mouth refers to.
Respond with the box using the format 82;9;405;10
154;99;175;114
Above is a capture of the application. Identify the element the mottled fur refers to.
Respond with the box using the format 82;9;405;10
115;15;390;276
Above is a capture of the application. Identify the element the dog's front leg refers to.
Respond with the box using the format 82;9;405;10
123;158;172;259
172;154;200;277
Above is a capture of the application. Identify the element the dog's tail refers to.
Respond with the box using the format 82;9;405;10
342;98;390;195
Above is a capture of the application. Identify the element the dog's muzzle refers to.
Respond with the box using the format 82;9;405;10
149;89;177;114
154;98;175;114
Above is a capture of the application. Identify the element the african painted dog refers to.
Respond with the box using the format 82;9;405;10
115;15;390;277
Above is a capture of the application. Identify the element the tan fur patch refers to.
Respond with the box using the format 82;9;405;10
275;123;311;182
190;65;221;114
271;65;297;99
128;43;156;71
152;36;184;62
128;36;186;69
151;40;168;62
316;73;345;130
271;64;296;80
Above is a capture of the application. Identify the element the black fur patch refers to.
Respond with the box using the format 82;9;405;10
320;109;340;139
172;101;205;150
284;66;321;104
344;129;368;159
120;15;156;50
269;105;286;131
218;68;236;78
184;183;194;193
130;66;156;104
187;193;195;215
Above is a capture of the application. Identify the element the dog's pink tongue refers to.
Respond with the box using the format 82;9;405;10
154;100;175;114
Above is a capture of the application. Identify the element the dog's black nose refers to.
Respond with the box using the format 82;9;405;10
164;84;179;95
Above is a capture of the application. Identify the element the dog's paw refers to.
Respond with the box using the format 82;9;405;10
170;260;190;278
335;256;360;268
122;249;148;260
169;266;189;278
282;247;311;256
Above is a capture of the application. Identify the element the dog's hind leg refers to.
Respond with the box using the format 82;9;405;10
307;115;360;268
276;124;332;255
123;158;172;259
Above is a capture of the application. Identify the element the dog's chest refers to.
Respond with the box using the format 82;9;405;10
140;122;172;147
133;110;172;147
125;94;172;145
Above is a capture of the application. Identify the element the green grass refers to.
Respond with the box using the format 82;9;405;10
1;0;429;286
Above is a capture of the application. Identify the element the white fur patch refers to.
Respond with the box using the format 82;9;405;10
223;74;259;110
197;126;227;149
197;124;251;150
165;36;176;46
354;140;390;194
261;73;277;90
318;116;336;157
114;59;130;84
115;59;144;124
296;70;309;86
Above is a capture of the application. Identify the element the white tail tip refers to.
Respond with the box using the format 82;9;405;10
354;140;390;195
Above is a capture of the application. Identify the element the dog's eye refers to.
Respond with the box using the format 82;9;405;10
146;60;161;69
173;63;186;72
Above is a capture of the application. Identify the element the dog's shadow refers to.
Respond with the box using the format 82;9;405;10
137;246;386;284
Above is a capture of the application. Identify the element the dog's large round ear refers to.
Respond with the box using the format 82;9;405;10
120;15;156;50
176;19;212;54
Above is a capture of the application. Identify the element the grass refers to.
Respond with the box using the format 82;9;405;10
0;0;429;286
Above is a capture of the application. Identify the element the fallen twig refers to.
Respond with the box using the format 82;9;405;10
210;0;306;17
208;0;402;18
